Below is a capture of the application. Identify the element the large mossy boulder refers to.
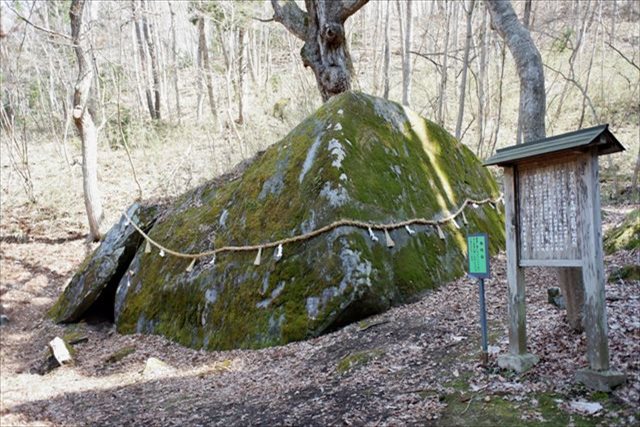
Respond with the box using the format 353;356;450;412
54;91;505;351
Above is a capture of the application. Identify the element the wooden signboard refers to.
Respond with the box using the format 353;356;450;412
484;124;626;391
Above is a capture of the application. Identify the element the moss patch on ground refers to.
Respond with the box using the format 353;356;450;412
609;264;640;282
105;346;136;364
438;391;623;426
336;349;385;375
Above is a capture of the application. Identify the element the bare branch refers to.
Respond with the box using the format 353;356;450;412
253;16;274;23
606;42;640;72
5;3;73;41
338;0;370;21
543;63;599;122
271;0;308;40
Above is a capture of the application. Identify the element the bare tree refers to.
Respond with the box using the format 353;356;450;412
140;0;161;120
401;0;412;106
382;0;391;99
193;11;217;122
70;0;103;241
168;1;181;123
237;26;247;124
486;0;545;143
131;0;155;120
437;1;451;125
271;0;369;102
455;0;475;140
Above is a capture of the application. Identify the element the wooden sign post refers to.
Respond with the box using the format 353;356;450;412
485;125;627;391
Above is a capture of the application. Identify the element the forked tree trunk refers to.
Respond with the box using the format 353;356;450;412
486;0;545;143
271;0;369;102
70;0;103;241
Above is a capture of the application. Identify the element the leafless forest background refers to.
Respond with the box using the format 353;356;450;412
1;0;638;237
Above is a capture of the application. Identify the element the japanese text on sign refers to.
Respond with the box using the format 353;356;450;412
468;233;490;278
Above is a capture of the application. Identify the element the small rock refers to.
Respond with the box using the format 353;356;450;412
142;357;175;378
49;337;73;365
484;396;491;403
547;287;566;309
0;314;9;325
569;400;603;415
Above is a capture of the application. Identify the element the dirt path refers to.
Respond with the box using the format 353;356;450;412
1;206;638;426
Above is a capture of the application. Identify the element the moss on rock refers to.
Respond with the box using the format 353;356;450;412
604;209;639;254
50;202;162;323
65;91;504;351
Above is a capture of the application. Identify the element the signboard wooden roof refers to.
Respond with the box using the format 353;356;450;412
484;124;625;167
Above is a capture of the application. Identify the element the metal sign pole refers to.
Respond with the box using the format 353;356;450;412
478;278;488;365
467;233;490;366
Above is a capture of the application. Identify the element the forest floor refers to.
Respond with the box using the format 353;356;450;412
1;197;638;425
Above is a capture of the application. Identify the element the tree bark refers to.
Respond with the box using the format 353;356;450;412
70;0;103;241
237;27;246;125
271;0;369;102
401;0;412;106
437;1;451;125
382;0;390;99
486;0;545;143
455;0;475;140
141;0;160;120
131;0;155;120
196;15;217;122
476;6;489;154
168;1;181;123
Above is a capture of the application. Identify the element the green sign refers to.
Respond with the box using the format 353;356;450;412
467;233;490;278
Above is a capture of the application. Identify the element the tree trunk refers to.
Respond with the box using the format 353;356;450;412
437;1;451;125
141;0;160;120
486;0;545;143
70;0;103;241
488;42;506;156
131;0;155;120
476;7;489;154
196;15;217;121
237;27;246;125
382;0;391;99
401;0;412;106
168;1;181;123
271;0;369;102
455;0;475;140
522;0;532;28
632;146;640;192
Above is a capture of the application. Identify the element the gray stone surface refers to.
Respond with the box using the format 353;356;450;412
547;287;566;309
575;368;627;392
498;353;539;373
50;202;161;323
